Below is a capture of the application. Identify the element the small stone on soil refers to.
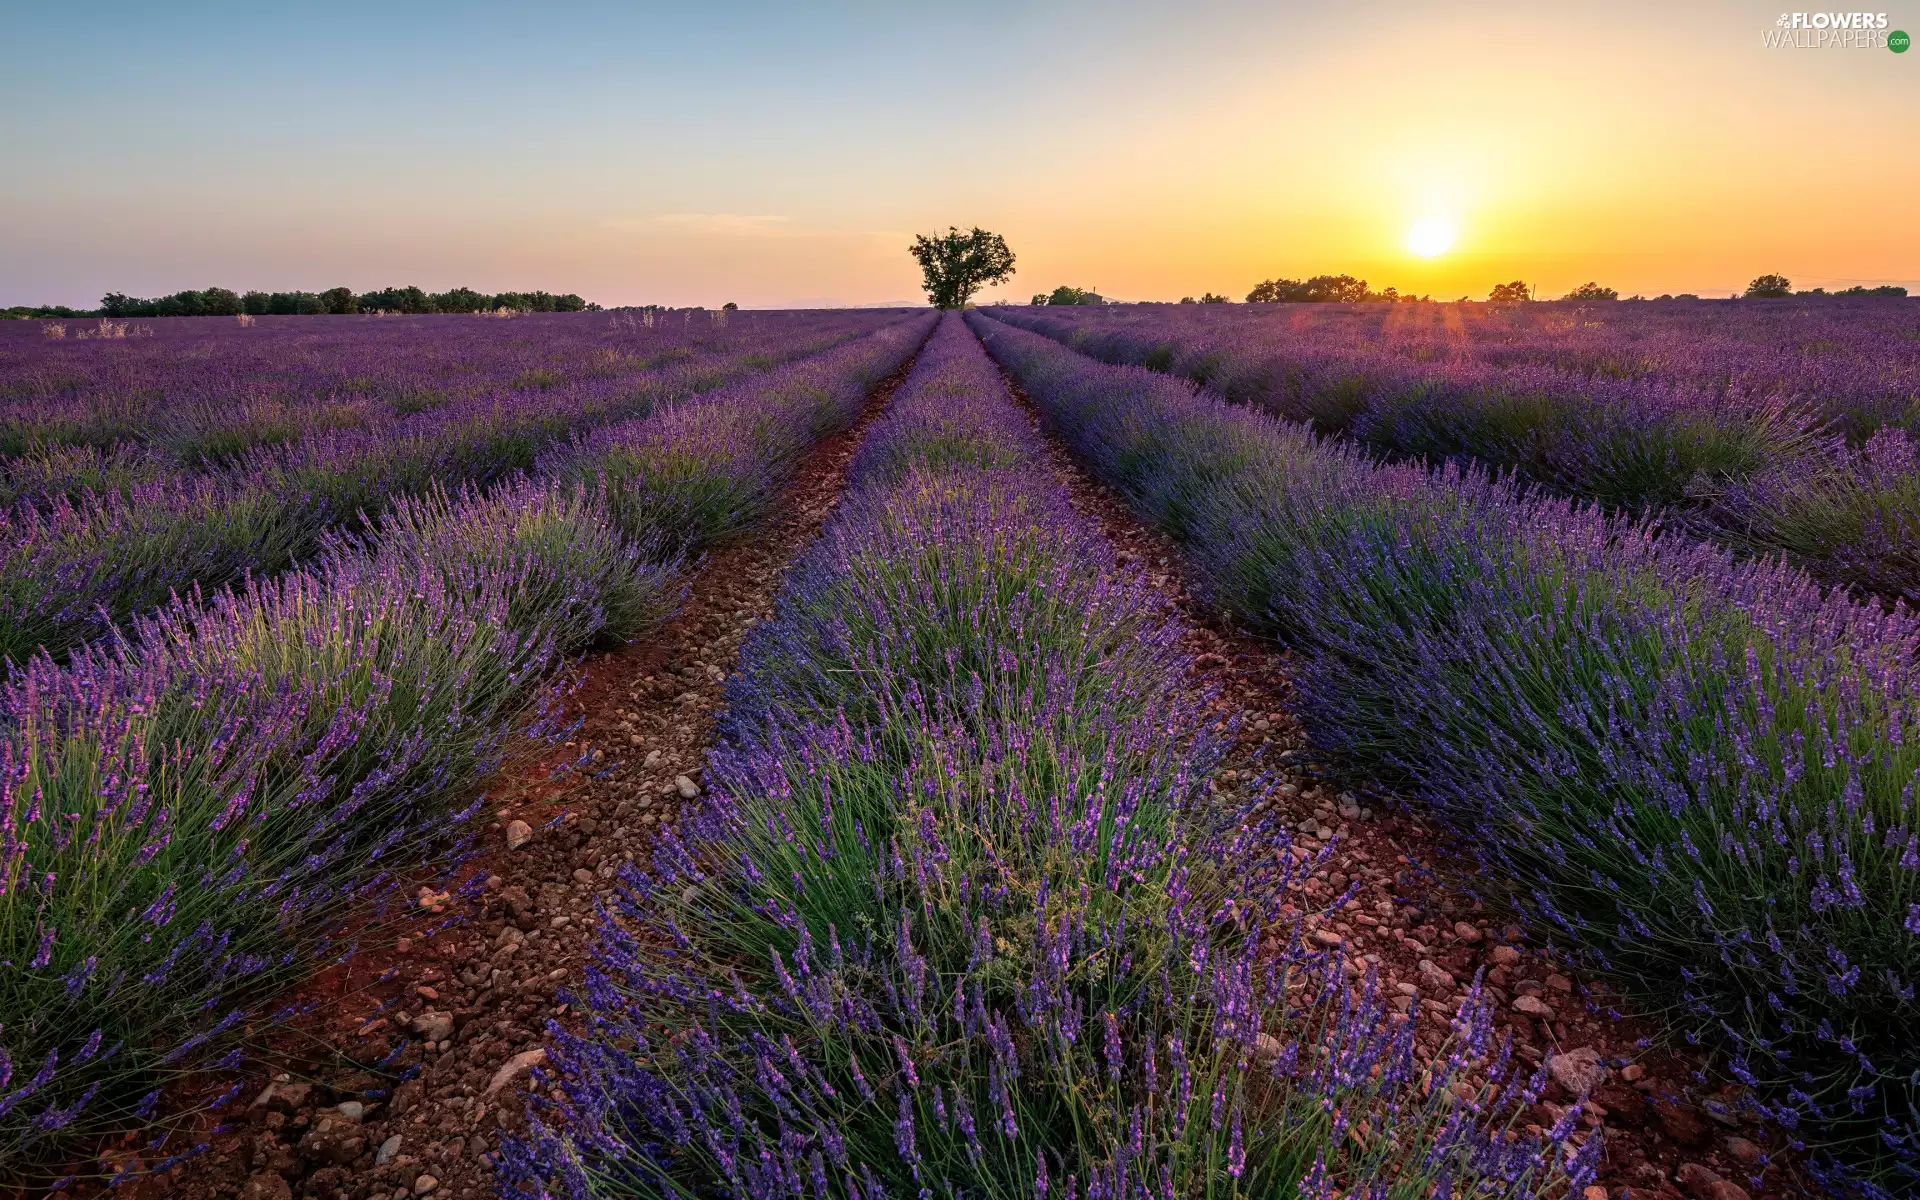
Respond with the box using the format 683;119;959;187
1547;1047;1606;1096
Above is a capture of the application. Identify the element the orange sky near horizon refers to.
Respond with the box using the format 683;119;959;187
971;6;1920;303
2;1;1914;308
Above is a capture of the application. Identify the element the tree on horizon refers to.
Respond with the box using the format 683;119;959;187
909;227;1016;309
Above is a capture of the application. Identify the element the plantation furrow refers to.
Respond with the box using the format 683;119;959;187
0;312;910;666
4;317;936;1190
0;311;900;483
494;315;1591;1199
990;342;1752;1200
131;333;930;1200
970;309;1909;1196
984;304;1920;608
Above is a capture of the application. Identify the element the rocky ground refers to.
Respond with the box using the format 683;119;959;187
1011;379;1786;1200
123;368;912;1200
99;342;1786;1200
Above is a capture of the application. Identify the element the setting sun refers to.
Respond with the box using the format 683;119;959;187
1406;217;1456;259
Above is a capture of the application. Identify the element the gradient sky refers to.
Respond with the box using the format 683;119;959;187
3;1;1915;308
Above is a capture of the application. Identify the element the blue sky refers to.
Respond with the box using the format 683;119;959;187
4;1;1916;306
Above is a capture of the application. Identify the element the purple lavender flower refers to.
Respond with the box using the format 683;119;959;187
0;312;935;1179
495;314;1578;1200
970;307;1920;1189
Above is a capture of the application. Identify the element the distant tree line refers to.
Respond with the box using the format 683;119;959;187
1561;282;1617;301
1245;275;1430;303
7;304;93;320
1488;276;1907;303
1015;271;1913;310
1743;273;1904;299
1483;280;1615;302
1796;284;1906;297
1031;285;1106;306
5;285;596;320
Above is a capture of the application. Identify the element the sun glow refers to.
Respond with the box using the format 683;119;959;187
1407;217;1456;258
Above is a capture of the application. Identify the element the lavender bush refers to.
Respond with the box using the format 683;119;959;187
329;478;683;655
545;315;934;552
500;317;1585;1200
971;312;1920;1193
0;474;314;664
0;553;560;1175
0;313;916;665
0;318;930;1183
0;443;168;509
986;300;1920;604
1694;426;1920;608
986;302;1837;506
0;310;906;472
842;320;1036;486
985;296;1920;444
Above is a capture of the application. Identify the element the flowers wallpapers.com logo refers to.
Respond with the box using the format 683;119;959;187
1763;11;1907;47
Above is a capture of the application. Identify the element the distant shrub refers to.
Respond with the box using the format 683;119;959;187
1246;274;1381;303
1562;281;1619;301
1035;284;1105;306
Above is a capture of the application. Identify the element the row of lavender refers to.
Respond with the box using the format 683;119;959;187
0;316;934;1183
986;302;1920;606
0;312;906;665
500;315;1586;1199
0;310;896;471
993;298;1920;439
970;312;1920;1193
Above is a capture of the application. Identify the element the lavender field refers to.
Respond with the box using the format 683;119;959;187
0;309;930;1179
1;303;1915;1199
972;302;1920;1198
503;316;1585;1198
0;311;909;662
988;298;1920;607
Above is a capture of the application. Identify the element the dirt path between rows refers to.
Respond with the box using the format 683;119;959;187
994;365;1788;1200
131;362;917;1200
